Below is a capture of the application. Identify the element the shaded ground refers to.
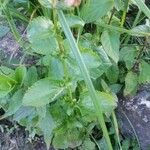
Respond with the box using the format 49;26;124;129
0;120;54;150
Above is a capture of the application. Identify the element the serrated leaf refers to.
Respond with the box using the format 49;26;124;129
39;110;55;149
124;71;138;96
38;0;52;8
139;60;150;84
22;78;66;107
3;89;24;117
119;46;138;70
13;106;35;122
79;91;117;121
79;138;95;150
53;126;82;149
80;0;114;23
105;63;119;83
101;30;120;63
27;17;58;55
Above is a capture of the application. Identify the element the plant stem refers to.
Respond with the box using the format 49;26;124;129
112;111;122;150
97;22;150;37
58;10;113;150
52;5;73;100
120;0;129;27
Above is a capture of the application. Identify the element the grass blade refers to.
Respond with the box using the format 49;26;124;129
134;0;150;20
58;10;113;150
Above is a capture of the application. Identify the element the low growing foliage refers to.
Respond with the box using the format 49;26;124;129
0;0;150;149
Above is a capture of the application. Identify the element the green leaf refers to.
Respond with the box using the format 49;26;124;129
101;30;120;63
79;91;117;120
15;66;27;85
114;0;123;10
24;66;38;87
0;66;14;75
27;17;58;55
105;63;119;83
131;25;150;37
79;138;95;150
53;126;82;149
13;106;35;122
65;15;85;28
3;89;24;117
0;74;16;98
0;25;9;38
22;78;66;107
124;71;138;96
80;0;114;23
70;48;111;79
38;0;52;8
109;84;122;94
139;61;150;84
39;110;55;149
119;46;138;70
98;138;108;150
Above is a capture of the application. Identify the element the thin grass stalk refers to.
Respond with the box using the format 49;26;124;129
58;10;113;150
98;22;150;37
112;111;122;150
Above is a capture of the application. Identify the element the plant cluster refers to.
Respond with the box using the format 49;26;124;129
0;0;150;149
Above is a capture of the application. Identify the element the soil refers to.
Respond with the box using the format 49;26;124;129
0;120;54;150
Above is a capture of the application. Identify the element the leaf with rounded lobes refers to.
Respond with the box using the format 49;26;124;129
124;71;138;96
27;17;58;55
65;15;85;28
101;30;120;64
80;0;114;23
139;60;150;84
22;78;66;107
78;91;117;121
